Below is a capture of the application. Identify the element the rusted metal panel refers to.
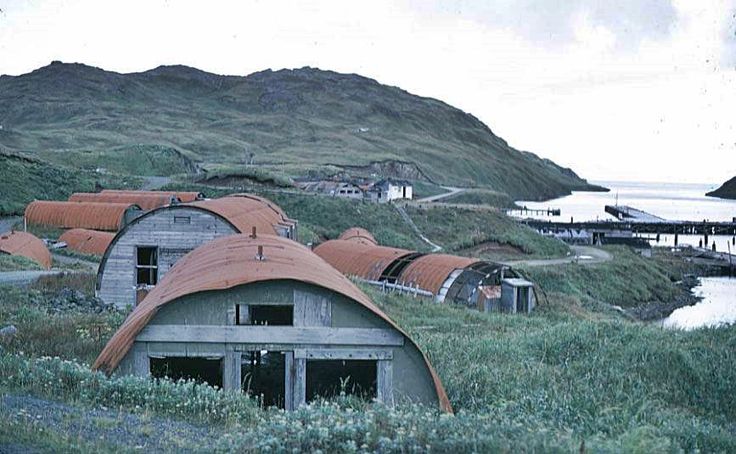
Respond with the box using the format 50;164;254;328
58;228;114;256
397;254;480;296
313;239;414;281
101;190;204;203
25;201;141;231
338;227;377;245
70;192;177;210
0;231;51;269
187;195;296;238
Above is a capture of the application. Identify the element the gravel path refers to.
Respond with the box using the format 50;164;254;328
0;271;66;286
0;217;21;235
141;176;172;190
503;245;613;267
0;394;222;452
413;186;465;203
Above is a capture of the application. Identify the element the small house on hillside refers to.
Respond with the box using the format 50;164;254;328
96;194;297;309
0;231;51;269
365;179;413;203
93;234;451;412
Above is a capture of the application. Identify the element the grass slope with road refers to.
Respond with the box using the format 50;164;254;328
0;61;606;201
707;176;736;200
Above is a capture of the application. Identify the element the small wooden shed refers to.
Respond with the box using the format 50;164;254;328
93;234;451;412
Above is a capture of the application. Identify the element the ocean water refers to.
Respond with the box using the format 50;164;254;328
514;180;736;250
662;277;736;330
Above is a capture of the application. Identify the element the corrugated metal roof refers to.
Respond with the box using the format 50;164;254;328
92;234;451;412
398;254;481;295
313;239;414;281
69;192;176;210
337;227;377;245
187;195;296;236
100;190;204;203
0;231;51;269
59;228;115;256
24;201;141;231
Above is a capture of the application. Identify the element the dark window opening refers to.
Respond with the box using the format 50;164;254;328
136;246;158;286
236;304;293;326
517;287;530;313
306;360;377;402
150;357;222;388
241;350;286;408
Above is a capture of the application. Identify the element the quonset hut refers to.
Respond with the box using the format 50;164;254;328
58;229;115;256
314;228;535;313
96;194;297;309
25;201;142;232
93;234;451;412
0;231;51;269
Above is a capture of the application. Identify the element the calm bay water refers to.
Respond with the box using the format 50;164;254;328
515;180;736;251
516;181;736;329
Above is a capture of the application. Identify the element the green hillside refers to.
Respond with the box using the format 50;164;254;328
707;176;736;200
0;61;605;200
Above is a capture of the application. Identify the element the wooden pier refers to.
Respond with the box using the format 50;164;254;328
507;206;561;217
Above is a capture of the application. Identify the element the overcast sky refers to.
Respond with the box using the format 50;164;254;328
1;0;734;184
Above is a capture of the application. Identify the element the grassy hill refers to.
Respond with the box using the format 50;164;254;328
706;176;736;200
0;151;140;215
0;61;605;200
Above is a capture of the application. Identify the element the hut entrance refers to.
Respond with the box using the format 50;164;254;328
306;359;377;402
150;357;222;388
380;252;423;283
241;350;287;408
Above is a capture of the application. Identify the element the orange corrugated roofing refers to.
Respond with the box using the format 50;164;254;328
187;195;295;235
101;190;203;203
338;227;377;245
92;234;451;412
59;228;115;256
0;231;51;269
313;239;414;281
24;201;140;231
399;254;481;295
69;192;176;210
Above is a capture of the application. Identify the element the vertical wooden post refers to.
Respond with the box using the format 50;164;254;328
223;350;241;392
293;358;306;408
132;344;150;377
284;352;294;411
377;360;394;406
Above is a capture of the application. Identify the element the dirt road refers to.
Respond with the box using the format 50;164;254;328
503;246;612;268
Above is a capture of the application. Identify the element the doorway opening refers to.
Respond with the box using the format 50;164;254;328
150;357;222;388
241;350;287;408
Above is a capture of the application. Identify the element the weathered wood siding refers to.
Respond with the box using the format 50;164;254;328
97;208;238;309
115;281;440;409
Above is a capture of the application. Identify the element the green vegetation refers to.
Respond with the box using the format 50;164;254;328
199;163;294;188
0;152;140;216
406;205;569;257
522;247;681;309
707;176;736;200
37;145;195;177
441;188;514;207
0;254;42;271
0;62;604;200
0;274;734;452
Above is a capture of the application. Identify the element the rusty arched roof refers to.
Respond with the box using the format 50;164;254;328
398;254;481;295
0;231;51;269
59;228;115;256
24;201;141;232
92;234;451;413
186;195;295;235
313;239;414;281
101;190;204;203
69;192;178;211
338;227;377;245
